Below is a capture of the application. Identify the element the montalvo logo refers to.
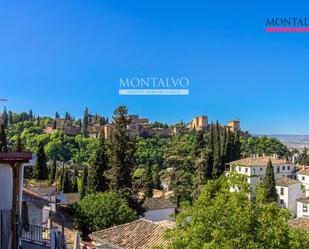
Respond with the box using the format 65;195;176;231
119;77;190;95
266;17;309;32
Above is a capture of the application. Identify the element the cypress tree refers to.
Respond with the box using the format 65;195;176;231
225;127;233;163
62;168;71;193
29;109;33;120
71;177;78;193
55;112;60;119
108;106;136;204
80;166;88;199
264;159;277;202
52;119;57;129
212;122;223;178
50;160;57;184
82;107;89;137
144;165;153;198
233;129;241;160
59;164;65;190
0;124;8;152
2;106;8;128
221;128;227;163
8;111;13;125
33;141;49;180
194;130;205;157
13;135;23;152
36;115;41;126
208;123;214;174
88;134;109;192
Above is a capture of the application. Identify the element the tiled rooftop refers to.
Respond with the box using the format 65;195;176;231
297;167;309;176
143;197;176;210
230;156;290;167
90;219;171;249
289;217;309;234
296;197;309;204
275;177;299;187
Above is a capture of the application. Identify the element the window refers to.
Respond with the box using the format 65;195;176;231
245;168;248;173
303;204;308;213
280;199;284;204
238;167;241;172
260;168;262;171
280;188;284;195
277;167;280;173
287;166;290;170
282;166;285;171
302;176;305;181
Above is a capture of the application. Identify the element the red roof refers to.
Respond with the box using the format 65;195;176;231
23;188;49;204
0;152;32;162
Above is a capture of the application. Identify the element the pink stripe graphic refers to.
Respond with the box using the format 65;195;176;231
266;27;309;32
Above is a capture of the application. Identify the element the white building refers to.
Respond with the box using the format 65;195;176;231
228;156;296;195
275;177;305;215
296;197;309;218
296;167;309;196
23;188;50;228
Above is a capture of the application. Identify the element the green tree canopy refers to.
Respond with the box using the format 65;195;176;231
72;192;137;237
167;174;309;249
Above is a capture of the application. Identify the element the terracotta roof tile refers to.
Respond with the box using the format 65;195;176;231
230;156;290;167
275;177;299;187
143;198;176;210
297;197;309;203
297;167;309;176
90;219;172;249
23;188;50;204
289;217;309;233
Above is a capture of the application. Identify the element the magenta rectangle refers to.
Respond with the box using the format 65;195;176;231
266;27;309;32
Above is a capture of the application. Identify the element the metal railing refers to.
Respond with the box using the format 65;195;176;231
22;224;49;245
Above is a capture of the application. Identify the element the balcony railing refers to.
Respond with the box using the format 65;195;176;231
22;224;50;245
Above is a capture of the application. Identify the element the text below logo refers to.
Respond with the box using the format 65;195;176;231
119;77;190;95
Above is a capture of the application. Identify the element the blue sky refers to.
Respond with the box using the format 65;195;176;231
0;1;309;134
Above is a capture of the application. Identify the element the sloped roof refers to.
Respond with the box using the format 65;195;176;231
89;219;171;249
230;156;289;167
289;217;309;234
275;177;300;187
297;197;309;203
143;198;176;210
27;185;59;196
23;188;50;205
297;167;309;176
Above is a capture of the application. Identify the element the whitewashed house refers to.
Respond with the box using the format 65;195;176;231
23;188;50;227
228;156;296;195
275;177;305;215
296;167;309;196
296;197;309;218
143;198;176;222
